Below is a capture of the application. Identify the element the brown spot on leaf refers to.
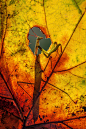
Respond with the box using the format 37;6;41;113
54;52;69;72
60;34;68;45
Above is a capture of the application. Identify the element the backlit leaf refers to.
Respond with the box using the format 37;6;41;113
0;0;86;129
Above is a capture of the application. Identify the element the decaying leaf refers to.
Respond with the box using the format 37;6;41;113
0;0;86;129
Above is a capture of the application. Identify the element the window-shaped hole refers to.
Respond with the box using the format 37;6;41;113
28;27;51;55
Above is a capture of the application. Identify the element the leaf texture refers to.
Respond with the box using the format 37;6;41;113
0;0;86;129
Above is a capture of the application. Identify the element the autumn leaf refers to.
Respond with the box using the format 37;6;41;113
0;0;86;129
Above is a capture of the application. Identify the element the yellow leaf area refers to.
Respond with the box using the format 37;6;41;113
1;0;86;128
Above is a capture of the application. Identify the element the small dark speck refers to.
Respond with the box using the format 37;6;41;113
65;106;69;109
40;118;42;121
47;77;49;80
15;74;19;77
41;127;48;129
25;64;27;67
12;126;16;129
28;107;30;110
6;110;8;114
72;112;76;116
42;115;45;118
39;115;40;118
11;102;13;105
8;14;10;16
53;112;56;113
55;106;58;108
15;69;17;72
25;99;28;102
46;119;49;122
76;111;79;113
82;106;86;112
43;89;46;91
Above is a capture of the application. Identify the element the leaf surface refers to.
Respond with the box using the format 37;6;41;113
0;0;86;129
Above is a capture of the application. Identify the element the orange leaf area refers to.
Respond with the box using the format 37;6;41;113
1;0;86;128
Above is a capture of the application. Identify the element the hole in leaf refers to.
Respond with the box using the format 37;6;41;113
28;27;51;55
